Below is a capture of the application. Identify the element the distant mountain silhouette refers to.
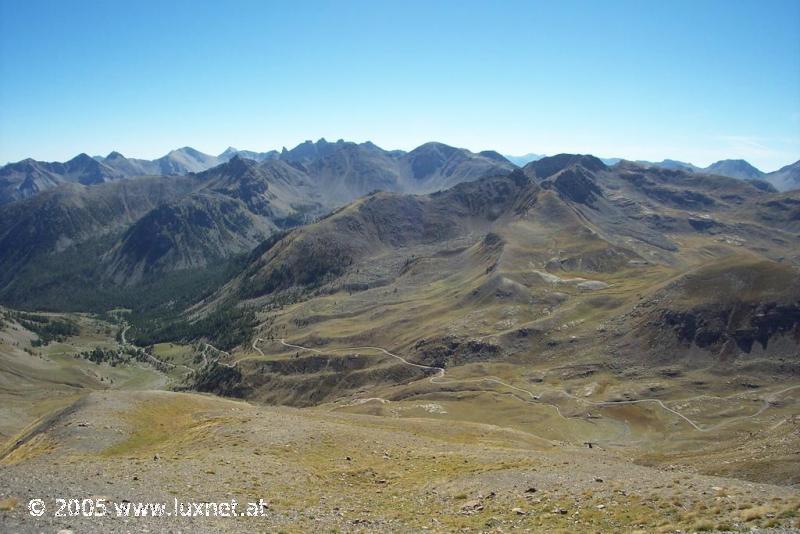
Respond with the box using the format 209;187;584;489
0;139;514;204
704;159;764;180
504;153;545;166
763;160;800;191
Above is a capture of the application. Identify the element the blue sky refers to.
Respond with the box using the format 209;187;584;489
1;0;798;171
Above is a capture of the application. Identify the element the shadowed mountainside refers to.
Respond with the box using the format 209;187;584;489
0;142;513;308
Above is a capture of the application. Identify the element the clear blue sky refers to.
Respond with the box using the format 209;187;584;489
1;0;798;170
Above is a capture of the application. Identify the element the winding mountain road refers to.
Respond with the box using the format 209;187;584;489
198;336;798;433
274;338;800;433
119;324;194;375
202;343;237;368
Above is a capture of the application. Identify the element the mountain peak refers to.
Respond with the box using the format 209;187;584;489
524;153;607;179
280;138;342;163
219;146;239;158
658;159;698;171
704;159;763;180
224;153;258;172
764;159;800;191
165;146;211;160
65;153;103;171
297;138;330;147
69;152;95;163
106;151;125;160
411;141;459;153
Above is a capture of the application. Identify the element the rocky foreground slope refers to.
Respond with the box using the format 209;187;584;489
1;389;798;533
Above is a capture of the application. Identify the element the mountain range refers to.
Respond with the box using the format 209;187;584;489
221;153;800;315
0;139;515;205
632;158;800;192
1;137;796;317
509;155;799;191
3;141;799;207
0;140;514;309
1;140;799;310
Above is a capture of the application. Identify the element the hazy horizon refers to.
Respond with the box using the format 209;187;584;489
3;137;797;174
